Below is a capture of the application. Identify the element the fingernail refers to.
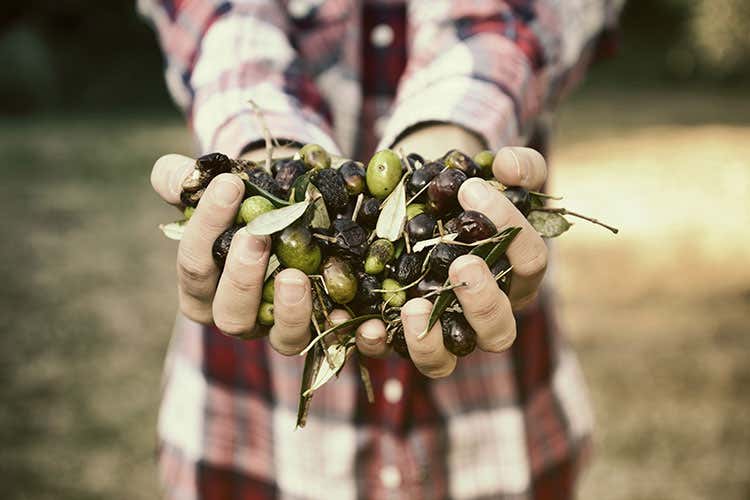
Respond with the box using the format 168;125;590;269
360;325;382;346
170;164;194;198
460;178;492;208
402;303;431;337
278;276;307;305
213;177;242;207
239;232;268;263
451;256;485;290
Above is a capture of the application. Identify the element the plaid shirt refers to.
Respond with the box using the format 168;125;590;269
140;0;622;498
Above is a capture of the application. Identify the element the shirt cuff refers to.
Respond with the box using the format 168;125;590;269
377;76;522;153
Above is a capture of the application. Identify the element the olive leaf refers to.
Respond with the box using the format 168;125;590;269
358;360;375;403
376;179;407;242
305;184;331;230
297;343;324;428
421;227;521;337
264;254;281;281
303;341;356;397
299;314;382;355
528;210;571;238
239;175;290;207
159;220;187;241
245;200;310;236
412;233;458;253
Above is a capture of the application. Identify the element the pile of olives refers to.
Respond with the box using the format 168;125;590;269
178;145;536;358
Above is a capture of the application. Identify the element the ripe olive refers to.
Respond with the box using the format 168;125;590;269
366;149;403;200
454;210;497;243
274;224;322;275
357;197;381;229
428;242;470;279
237;195;274;224
196;152;233;177
299;143;330;170
426;168;467;215
441;312;477;357
244;165;284;198
473;150;495;179
364;239;395;275
489;255;512;294
311;168;349;214
406;152;425;170
258;302;275;326
212;225;242;268
274;159;306;195
406;161;443;198
410;275;443;299
322;256;358;304
382;278;406;307
503;186;531;216
339;161;367;195
406;213;436;242
352;273;381;315
394;252;424;286
331;218;368;258
443;149;480;177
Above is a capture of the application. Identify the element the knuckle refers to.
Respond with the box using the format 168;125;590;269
421;357;457;379
481;323;517;353
223;271;262;296
270;335;306;356
177;247;215;285
515;240;548;278
214;315;255;337
469;297;503;325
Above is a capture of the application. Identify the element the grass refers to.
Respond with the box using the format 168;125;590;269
1;88;749;499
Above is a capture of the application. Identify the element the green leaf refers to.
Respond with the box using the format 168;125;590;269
245;200;310;236
528;211;572;238
297;343;324;428
159;220;187;241
376;180;407;241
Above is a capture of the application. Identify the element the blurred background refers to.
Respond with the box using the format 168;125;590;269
1;1;748;499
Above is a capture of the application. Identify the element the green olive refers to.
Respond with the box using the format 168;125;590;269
382;278;406;307
274;225;322;275
366;149;403;200
237;195;274;224
299;143;330;171
258;302;274;326
322;256;358;304
406;203;425;221
473;150;495;179
262;278;275;303
184;206;195;220
364;239;395;275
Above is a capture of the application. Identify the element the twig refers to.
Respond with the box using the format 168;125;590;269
532;207;619;234
352;193;364;223
421;281;468;301
528;190;563;200
247;99;274;174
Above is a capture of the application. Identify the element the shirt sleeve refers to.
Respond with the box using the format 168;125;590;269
138;0;341;156
378;0;625;151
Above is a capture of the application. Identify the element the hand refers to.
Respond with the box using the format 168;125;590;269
386;125;549;377
150;149;388;356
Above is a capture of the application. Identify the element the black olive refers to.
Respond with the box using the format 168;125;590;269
441;312;477;357
394;252;425;286
244;165;285;198
406;152;426;170
442;149;480;177
196;152;233;177
426;168;467;215
211;225;242;268
274;159;306;195
489;255;512;294
357;197;381;229
406;213;437;242
339;161;367;196
454;210;497;243
407;161;443;198
409;275;443;299
391;327;411;359
503;186;531;216
352;273;382;315
311;168;349;214
428;243;470;280
331;218;368;259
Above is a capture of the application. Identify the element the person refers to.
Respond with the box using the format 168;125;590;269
141;0;623;498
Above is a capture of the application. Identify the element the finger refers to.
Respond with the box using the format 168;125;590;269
401;299;457;378
176;173;245;323
449;255;516;352
270;268;312;355
212;231;270;337
492;147;548;191
458;178;548;307
151;154;196;206
355;319;390;358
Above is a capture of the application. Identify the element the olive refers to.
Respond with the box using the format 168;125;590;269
237;195;274;224
352;273;381;315
406;213;436;242
454;210;497;243
503;186;532;216
426;168;467;215
381;278;406;307
391;327;410;359
394;252;424;285
443;216;460;234
441;312;477;357
244;165;284;198
409;275;443;299
366;149;403;200
299;143;330;170
406;161;443;198
406;203;425;221
311;168;349;214
275;224;322;274
180;187;204;208
443;149;480;177
212;225;242;268
490;256;512;293
428;242;470;279
322;256;358;304
274;159;306;195
364;239;395;275
262;279;275;303
339;160;367;195
473;150;495;179
331;218;368;258
183;206;195;220
258;302;275;326
196;152;233;177
357;197;381;229
406;152;425;170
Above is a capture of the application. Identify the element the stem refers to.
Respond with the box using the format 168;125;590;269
247;99;274;174
528;190;563;200
421;281;468;301
352;193;364;223
313;233;338;244
532;207;619;234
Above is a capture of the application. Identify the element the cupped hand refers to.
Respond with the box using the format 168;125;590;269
150;151;388;356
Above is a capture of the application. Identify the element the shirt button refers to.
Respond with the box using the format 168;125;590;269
383;378;403;404
379;465;402;489
370;23;394;48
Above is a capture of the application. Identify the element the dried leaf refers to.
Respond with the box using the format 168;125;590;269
245;200;310;236
376;180;407;241
264;254;280;281
299;314;382;355
358;360;375;403
303;342;356;396
159;220;187;241
528;211;571;238
411;233;458;253
297;343;324;428
305;184;331;230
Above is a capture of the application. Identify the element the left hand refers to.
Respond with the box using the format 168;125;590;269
358;124;549;378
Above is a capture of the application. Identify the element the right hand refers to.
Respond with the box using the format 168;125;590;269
150;152;388;356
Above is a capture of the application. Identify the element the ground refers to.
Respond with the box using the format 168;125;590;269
1;87;748;499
